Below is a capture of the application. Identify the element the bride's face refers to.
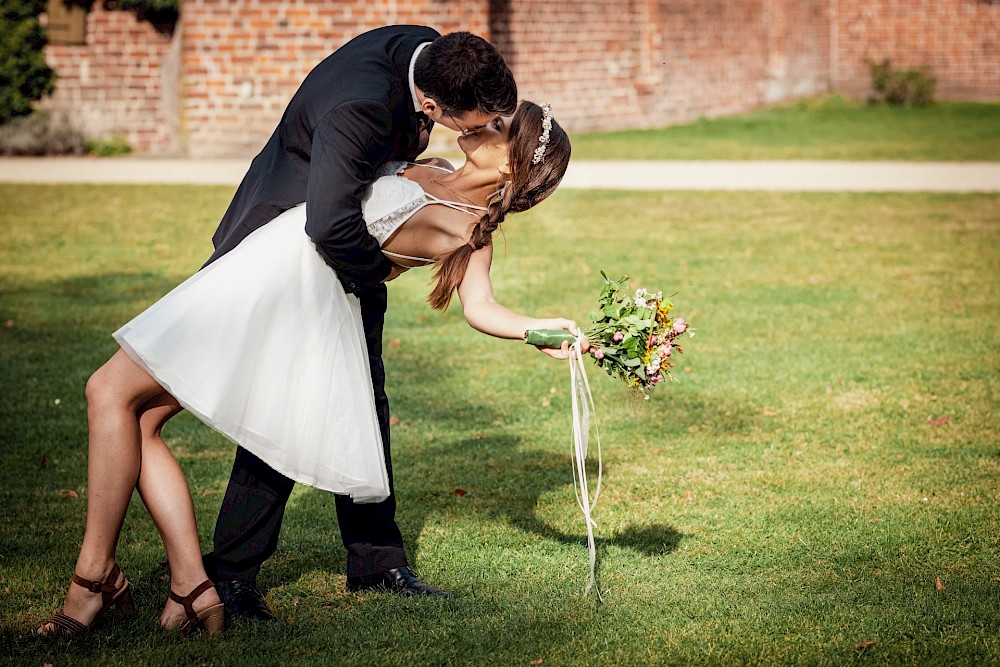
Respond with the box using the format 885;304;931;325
457;113;513;173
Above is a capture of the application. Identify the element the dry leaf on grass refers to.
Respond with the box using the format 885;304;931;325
936;577;944;590
855;641;876;650
926;416;950;426
453;488;468;497
58;489;78;498
389;416;400;426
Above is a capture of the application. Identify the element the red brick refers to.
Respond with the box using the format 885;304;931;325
42;0;1000;156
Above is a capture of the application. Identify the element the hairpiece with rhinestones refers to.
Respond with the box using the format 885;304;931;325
531;103;553;165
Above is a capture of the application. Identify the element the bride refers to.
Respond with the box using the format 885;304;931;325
38;101;578;636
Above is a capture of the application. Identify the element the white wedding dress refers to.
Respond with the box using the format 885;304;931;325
114;161;484;503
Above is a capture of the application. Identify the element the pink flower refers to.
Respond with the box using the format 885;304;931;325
593;348;605;360
613;331;624;343
649;334;658;345
659;343;672;357
672;317;688;334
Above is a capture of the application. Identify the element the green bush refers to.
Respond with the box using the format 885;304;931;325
0;0;56;124
117;0;178;10
868;58;937;107
86;134;132;156
0;111;86;155
68;0;178;32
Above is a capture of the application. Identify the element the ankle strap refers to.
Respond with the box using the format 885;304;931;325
71;563;121;595
169;580;216;619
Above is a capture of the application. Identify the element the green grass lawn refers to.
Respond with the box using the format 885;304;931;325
1;184;998;665
567;97;1000;161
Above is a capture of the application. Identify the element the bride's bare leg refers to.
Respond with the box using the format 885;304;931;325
134;395;222;628
39;349;166;634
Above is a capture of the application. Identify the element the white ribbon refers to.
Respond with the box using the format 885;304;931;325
568;336;603;599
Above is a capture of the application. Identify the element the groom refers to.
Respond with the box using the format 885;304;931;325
202;25;518;620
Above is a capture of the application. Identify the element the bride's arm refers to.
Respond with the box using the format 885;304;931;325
457;245;584;359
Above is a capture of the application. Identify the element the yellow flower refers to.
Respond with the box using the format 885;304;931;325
655;303;673;324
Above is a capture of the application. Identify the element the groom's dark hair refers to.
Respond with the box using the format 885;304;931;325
414;32;517;117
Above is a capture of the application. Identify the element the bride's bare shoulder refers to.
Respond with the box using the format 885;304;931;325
415;157;455;171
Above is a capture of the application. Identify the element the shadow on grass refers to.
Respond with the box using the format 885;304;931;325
276;430;685;591
3;270;685;607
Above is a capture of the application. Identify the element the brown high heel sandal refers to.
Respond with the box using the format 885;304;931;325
38;563;135;637
168;580;225;635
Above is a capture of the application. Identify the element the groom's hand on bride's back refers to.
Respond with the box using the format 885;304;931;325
382;264;409;283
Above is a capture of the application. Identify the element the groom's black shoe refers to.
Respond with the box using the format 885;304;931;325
346;566;450;598
215;579;276;622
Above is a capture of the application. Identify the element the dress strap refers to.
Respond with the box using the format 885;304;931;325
383;249;435;264
378;164;487;266
423;193;487;215
404;163;489;213
406;161;453;173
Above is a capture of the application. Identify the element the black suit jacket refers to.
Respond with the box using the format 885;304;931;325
206;25;440;293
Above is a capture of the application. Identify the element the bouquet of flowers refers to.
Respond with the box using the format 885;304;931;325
522;273;691;596
524;272;692;394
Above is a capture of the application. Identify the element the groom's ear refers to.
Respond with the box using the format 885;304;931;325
419;98;440;117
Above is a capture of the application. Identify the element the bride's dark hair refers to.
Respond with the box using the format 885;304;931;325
428;101;571;310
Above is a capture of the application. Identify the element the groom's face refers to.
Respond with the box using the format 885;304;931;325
426;107;496;137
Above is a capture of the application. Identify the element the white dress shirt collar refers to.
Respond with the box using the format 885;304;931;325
409;42;432;112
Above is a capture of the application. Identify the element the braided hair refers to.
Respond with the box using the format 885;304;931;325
428;101;571;310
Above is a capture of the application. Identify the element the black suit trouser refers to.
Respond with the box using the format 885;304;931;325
208;284;407;580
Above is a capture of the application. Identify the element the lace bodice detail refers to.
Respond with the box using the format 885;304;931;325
362;161;485;264
363;161;427;245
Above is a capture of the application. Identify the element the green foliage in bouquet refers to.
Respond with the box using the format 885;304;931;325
586;272;691;393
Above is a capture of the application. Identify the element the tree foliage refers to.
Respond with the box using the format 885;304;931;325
0;0;56;125
65;0;179;30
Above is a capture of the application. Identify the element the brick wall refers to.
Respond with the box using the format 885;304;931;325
180;0;489;157
40;0;999;156
831;0;1000;100
41;2;180;153
493;0;830;133
180;0;834;151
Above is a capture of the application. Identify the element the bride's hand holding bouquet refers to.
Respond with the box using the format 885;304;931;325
526;317;590;360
